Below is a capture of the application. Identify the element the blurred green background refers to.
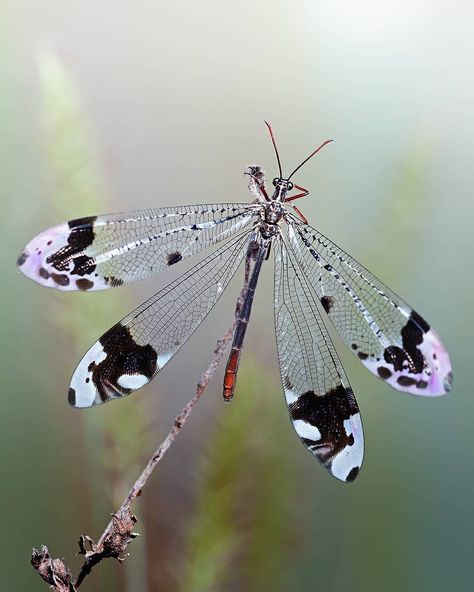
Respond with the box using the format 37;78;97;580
1;1;473;590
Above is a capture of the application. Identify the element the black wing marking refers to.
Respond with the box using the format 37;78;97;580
274;236;364;482
287;220;452;397
68;230;251;407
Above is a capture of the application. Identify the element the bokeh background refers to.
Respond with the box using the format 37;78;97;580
2;1;473;590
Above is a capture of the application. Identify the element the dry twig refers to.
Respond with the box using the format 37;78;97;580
74;326;234;588
31;252;253;589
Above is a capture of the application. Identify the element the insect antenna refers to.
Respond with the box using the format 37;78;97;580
287;138;333;180
264;120;283;179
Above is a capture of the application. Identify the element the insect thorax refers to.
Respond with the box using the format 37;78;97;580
264;200;285;224
258;201;285;239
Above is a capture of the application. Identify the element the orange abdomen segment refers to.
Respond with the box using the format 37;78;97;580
223;349;241;401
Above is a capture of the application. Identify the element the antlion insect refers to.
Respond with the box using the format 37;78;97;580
17;123;452;482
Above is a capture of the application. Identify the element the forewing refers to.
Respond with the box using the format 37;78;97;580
68;231;250;407
274;237;364;482
288;220;452;396
17;203;255;291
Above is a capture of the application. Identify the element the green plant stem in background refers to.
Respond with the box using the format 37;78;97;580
38;52;150;592
367;140;432;284
181;364;298;592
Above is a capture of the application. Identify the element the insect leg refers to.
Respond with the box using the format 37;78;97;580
285;184;310;202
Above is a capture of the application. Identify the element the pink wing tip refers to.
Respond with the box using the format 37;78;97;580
423;329;453;396
360;327;452;397
17;220;105;292
17;224;75;290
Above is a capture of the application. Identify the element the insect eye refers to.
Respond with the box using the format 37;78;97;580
272;178;279;186
287;182;294;191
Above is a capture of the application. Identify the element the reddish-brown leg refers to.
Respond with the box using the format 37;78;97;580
285;184;309;202
285;184;309;223
291;206;308;224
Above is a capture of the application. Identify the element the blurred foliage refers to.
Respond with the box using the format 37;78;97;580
38;52;151;590
4;24;470;590
39;50;154;498
36;52;304;592
39;52;106;218
26;57;457;592
371;140;433;282
181;364;299;592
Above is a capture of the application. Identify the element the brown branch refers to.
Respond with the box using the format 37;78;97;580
31;546;75;591
73;325;234;588
31;326;234;590
31;252;253;590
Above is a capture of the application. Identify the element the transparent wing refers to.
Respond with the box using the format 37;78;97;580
17;203;256;291
68;230;251;407
287;220;452;396
274;237;364;482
